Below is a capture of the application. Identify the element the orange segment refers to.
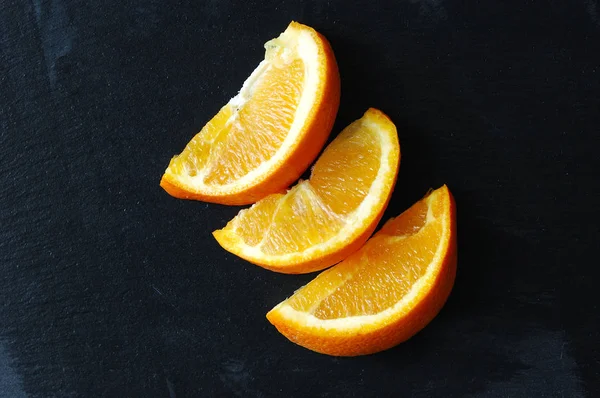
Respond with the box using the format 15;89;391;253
259;183;346;255
203;59;304;185
310;121;382;215
266;185;457;356
161;22;340;205
213;108;400;274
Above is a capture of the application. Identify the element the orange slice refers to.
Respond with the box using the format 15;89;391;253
213;108;400;274
266;185;457;356
160;21;340;205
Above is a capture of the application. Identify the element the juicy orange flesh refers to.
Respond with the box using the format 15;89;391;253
231;183;344;255
167;58;304;185
286;194;444;319
234;193;285;247
259;184;345;255
310;122;382;216
167;105;233;177
227;120;383;255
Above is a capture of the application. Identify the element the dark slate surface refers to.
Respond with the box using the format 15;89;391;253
1;0;599;396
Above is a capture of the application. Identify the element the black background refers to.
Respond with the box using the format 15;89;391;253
1;0;599;397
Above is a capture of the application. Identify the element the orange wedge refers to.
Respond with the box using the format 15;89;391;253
266;185;457;356
160;22;340;205
213;108;400;274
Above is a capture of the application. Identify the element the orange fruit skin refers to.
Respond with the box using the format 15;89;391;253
266;186;457;356
160;22;340;205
